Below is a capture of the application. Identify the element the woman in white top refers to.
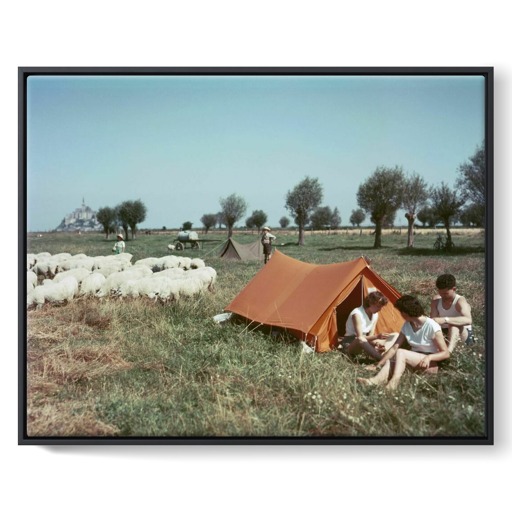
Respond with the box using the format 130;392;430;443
357;294;450;391
340;291;397;360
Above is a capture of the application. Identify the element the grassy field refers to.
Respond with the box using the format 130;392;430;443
24;228;488;440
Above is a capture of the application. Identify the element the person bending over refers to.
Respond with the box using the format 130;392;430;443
430;273;474;352
357;295;450;391
339;291;397;361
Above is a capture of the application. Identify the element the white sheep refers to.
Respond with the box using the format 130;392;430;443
190;258;206;269
178;276;205;297
53;267;92;285
56;256;96;272
27;254;37;270
26;270;38;294
28;276;79;308
97;266;153;297
79;272;107;296
167;244;176;252
134;276;178;300
134;257;161;271
176;256;192;270
152;267;186;279
33;259;59;278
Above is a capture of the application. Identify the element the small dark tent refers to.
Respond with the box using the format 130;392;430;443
219;237;263;261
225;251;403;352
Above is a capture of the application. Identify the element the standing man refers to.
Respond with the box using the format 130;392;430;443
430;273;474;352
261;226;276;264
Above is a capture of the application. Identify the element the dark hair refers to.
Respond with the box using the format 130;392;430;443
394;295;425;317
436;273;456;290
363;291;389;308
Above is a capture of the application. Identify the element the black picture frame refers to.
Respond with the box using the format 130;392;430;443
19;66;493;445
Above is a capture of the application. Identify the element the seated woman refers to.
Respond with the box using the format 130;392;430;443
357;295;450;391
339;291;397;361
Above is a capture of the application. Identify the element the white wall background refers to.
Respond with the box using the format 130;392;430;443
3;2;508;511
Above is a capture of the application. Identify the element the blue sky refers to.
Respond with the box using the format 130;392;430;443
26;74;485;231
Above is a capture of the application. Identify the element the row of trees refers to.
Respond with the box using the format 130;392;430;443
96;200;147;240
200;142;485;248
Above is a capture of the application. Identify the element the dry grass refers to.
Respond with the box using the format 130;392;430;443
26;300;134;437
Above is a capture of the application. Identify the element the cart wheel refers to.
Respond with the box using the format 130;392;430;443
192;241;199;249
176;242;184;251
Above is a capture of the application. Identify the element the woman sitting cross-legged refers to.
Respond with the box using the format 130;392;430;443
357;294;450;391
339;291;398;361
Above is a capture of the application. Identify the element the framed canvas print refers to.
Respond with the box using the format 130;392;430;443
19;67;493;445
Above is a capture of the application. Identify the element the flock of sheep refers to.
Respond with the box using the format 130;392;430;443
26;252;217;309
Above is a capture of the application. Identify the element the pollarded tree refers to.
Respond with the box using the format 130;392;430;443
200;213;217;234
402;172;429;248
310;206;333;231
430;182;465;249
331;207;341;230
279;216;290;229
349;208;366;227
219;193;247;238
245;215;255;231
248;210;268;233
357;166;405;248
285;176;323;245
456;142;486;225
417;206;437;227
117;199;147;240
96;206;117;239
459;203;484;227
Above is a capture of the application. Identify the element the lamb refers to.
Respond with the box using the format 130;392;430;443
79;272;107;296
27;276;79;308
167;244;176;252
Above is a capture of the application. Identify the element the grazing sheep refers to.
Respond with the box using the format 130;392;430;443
167;244;176;252
152;267;186;279
190;258;206;269
79;272;107;296
56;256;95;272
28;276;79;308
27;254;37;270
27;270;38;293
53;267;92;285
96;266;153;297
134;257;161;271
176;256;192;270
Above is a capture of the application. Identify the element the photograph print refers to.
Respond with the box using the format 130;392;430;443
20;67;493;444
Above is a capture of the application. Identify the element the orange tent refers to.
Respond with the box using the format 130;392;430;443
225;251;403;352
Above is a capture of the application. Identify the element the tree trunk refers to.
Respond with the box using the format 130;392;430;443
405;212;415;248
298;225;305;246
444;220;452;249
373;221;382;248
228;225;233;238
